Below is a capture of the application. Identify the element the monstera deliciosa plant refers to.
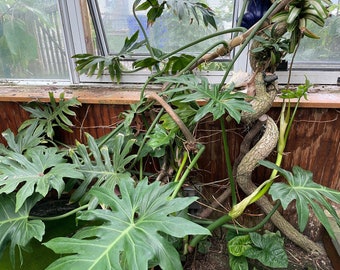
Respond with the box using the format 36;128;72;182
0;0;340;270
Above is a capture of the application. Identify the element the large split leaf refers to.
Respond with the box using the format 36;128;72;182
20;92;80;139
1;122;45;154
45;179;210;270
260;160;340;238
0;146;83;212
69;133;136;204
157;74;253;124
0;194;45;266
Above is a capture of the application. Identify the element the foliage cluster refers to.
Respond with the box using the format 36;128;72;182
0;1;340;270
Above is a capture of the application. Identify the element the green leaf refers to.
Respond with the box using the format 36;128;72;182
0;146;83;212
44;179;210;270
228;254;248;270
119;31;146;55
158;74;253;124
69;133;136;204
228;234;252;256
167;0;217;29
146;124;176;150
3;20;38;64
1;122;45;154
20;92;80;139
133;57;160;70
0;193;45;267
260;160;340;238
244;231;288;268
163;54;196;75
279;76;311;99
160;102;197;131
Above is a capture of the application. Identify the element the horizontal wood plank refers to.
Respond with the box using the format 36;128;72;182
0;84;340;108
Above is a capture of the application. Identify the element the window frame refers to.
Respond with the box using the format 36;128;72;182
2;0;337;85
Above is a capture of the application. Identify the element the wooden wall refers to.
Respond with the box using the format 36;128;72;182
1;101;339;191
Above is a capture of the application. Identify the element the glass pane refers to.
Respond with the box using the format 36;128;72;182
286;0;340;68
0;0;69;80
97;0;234;56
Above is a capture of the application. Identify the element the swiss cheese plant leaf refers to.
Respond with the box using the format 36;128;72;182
44;179;210;270
0;146;83;212
259;160;340;238
69;133;136;204
136;0;216;28
0;193;45;266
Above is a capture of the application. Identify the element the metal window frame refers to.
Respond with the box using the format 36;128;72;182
60;0;340;85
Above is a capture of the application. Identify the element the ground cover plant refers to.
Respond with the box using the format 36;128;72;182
0;0;340;269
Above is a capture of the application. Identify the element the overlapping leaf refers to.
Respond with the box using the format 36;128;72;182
157;74;253;123
228;231;287;269
0;122;45;154
0;146;83;212
260;160;340;238
73;31;145;82
20;92;80;139
0;194;45;266
69;133;136;203
244;232;287;268
136;0;216;29
44;179;210;270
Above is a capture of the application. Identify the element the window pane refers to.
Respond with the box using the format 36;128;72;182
286;1;340;68
0;0;69;80
97;0;234;56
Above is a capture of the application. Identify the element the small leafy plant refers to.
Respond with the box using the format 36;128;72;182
228;231;288;269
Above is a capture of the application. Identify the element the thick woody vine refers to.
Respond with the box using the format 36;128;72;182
70;0;337;264
140;0;332;256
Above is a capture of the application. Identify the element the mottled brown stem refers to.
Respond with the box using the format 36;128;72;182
236;116;326;255
190;0;293;71
147;92;196;150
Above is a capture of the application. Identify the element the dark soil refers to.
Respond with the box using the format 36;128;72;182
183;236;334;270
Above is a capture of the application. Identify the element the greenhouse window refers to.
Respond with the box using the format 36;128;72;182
71;0;340;85
0;0;69;81
0;0;339;85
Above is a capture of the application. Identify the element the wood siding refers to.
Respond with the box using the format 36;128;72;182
0;101;339;190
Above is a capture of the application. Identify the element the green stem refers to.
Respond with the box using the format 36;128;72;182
29;204;89;221
139;158;143;181
174;151;189;183
132;1;156;61
97;122;124;148
192;200;280;233
218;0;281;88
128;107;165;169
189;213;232;248
160;27;246;61
220;117;236;206
170;145;205;200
